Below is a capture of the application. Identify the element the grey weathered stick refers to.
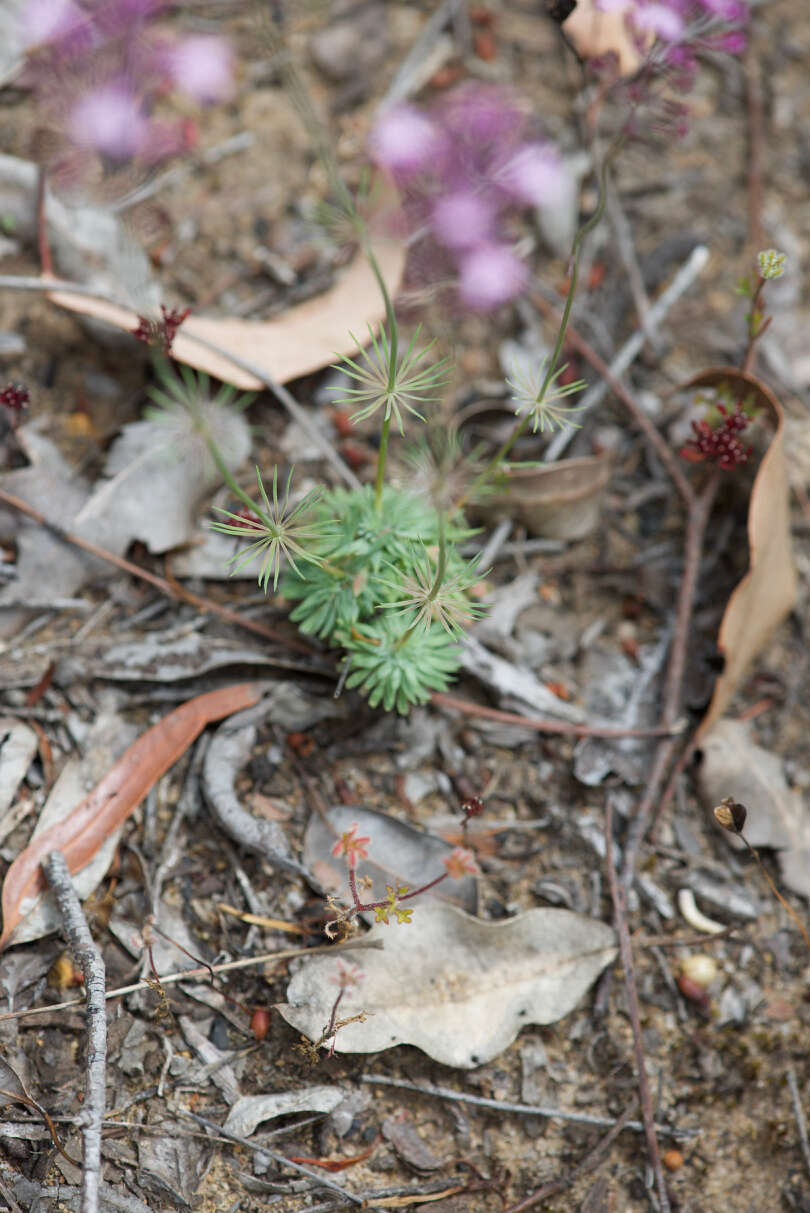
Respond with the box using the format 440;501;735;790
545;244;709;461
787;1064;810;1181
42;851;106;1213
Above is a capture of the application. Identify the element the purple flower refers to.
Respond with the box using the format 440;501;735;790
633;3;685;39
368;105;440;179
69;83;147;160
22;0;87;48
498;143;568;208
432;192;493;251
458;244;528;311
168;35;233;104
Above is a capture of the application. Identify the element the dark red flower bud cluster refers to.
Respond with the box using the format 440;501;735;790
133;305;190;354
680;400;752;470
0;383;29;426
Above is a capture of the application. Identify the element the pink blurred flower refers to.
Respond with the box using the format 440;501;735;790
368;104;440;178
442;847;480;879
458;244;528;311
168;35;233;104
633;3;685;39
499;143;568;208
69;83;147;160
22;0;87;48
331;822;371;870
432;192;493;251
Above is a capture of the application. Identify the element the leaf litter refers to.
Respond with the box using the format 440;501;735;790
281;902;617;1068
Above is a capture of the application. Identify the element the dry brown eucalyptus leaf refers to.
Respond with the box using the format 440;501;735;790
49;236;405;390
690;369;797;738
280;902;616;1068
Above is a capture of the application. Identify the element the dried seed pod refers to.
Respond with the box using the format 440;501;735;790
676;973;710;1010
250;1007;271;1041
714;797;747;834
679;953;719;990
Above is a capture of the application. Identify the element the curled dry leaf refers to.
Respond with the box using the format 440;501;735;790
690;369;797;739
303;804;478;915
223;1086;345;1139
280;902;616;1068
48;236;405;390
0;683;263;949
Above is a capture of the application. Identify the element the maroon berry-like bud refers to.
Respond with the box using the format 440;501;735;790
0;383;29;418
679;399;753;470
133;304;190;354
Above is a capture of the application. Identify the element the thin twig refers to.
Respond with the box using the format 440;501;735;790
431;691;683;739
541;244;710;464
0;484;324;660
42;851;107;1213
502;1102;636;1213
532;292;693;502
621;469;720;883
786;1064;810;1181
604;798;671;1213
360;1075;688;1138
183;1110;364;1205
0;938;382;1026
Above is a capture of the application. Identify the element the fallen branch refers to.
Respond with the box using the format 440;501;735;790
42;850;106;1213
0;485;323;661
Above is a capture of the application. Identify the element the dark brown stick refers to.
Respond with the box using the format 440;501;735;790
0;485;321;658
621;470;720;882
605;798;671;1213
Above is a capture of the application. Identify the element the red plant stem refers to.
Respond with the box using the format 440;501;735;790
621;468;720;883
347;863;450;913
605;798;671;1213
431;692;681;739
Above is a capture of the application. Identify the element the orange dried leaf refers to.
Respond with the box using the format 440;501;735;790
0;683;262;949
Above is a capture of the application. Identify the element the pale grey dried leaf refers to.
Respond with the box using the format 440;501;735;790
0;718;37;827
381;1116;443;1170
460;635;584;723
178;1016;241;1105
204;685;343;879
280;903;616;1068
59;628;280;686
3;696;138;946
223;1086;344;1138
138;1130;206;1213
169;527;260;579
573;641;663;787
697;718;810;899
304;804;477;916
0;155;159;312
76;406;251;554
